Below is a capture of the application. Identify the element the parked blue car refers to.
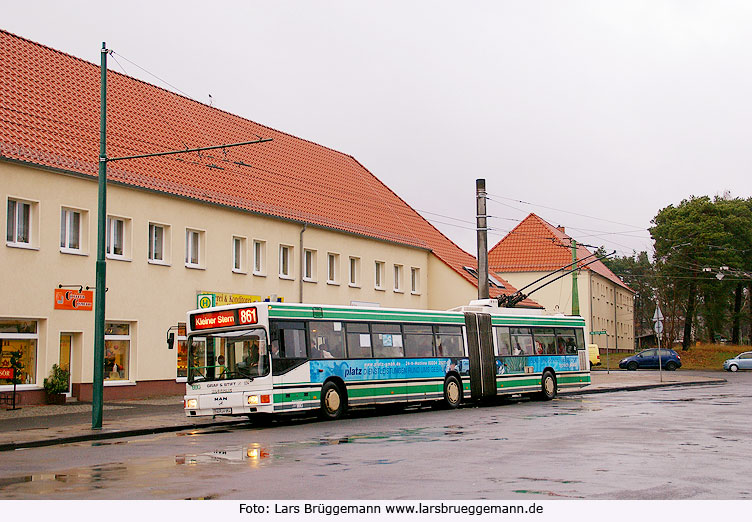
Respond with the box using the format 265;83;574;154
723;352;752;372
619;349;682;371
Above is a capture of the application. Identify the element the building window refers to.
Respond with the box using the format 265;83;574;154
233;236;247;273
0;320;38;386
104;322;130;381
148;222;170;263
185;228;204;268
6;199;32;246
279;245;293;278
106;216;130;259
253;240;266;275
349;257;360;287
303;249;316;281
327;253;339;284
393;264;403;292
60;208;83;253
375;261;385;290
411;267;420;294
176;335;188;379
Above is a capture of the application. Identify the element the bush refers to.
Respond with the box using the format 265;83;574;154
43;364;69;395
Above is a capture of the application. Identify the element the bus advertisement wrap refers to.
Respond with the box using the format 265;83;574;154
309;358;470;383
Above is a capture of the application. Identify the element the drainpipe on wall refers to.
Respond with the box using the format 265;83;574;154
299;223;307;303
589;272;594;345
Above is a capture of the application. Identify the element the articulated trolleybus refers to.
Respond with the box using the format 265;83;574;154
183;301;591;420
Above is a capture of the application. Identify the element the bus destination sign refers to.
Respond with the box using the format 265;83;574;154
192;310;236;330
191;307;258;331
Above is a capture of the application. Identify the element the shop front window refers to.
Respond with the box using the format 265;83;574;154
104;322;130;381
0;320;38;385
177;337;188;378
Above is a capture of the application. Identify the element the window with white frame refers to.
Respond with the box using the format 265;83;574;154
185;228;204;268
148;222;170;263
327;253;339;284
394;264;403;292
253;240;266;275
6;198;33;246
411;267;421;294
375;261;385;290
279;245;293;278
0;319;38;386
106;216;129;259
233;236;247;273
303;249;316;281
104;322;130;381
60;208;84;253
349;256;360;287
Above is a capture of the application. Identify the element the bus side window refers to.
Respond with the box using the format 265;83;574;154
372;323;404;358
309;321;345;359
346;323;372;358
494;326;511;356
270;320;307;374
435;325;464;357
403;324;434;358
510;327;533;355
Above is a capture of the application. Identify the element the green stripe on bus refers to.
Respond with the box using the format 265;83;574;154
268;307;464;324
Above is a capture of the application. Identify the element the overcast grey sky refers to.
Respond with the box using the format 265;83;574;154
4;1;752;257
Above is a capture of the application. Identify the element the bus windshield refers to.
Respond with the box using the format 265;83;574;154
188;328;268;383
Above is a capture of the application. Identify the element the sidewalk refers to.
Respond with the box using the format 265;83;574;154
0;370;726;452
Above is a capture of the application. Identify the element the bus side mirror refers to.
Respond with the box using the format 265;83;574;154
167;332;175;349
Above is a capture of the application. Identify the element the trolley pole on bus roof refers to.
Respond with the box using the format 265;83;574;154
93;42;272;429
476;179;489;300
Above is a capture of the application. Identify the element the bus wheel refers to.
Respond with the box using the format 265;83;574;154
537;371;557;401
320;381;347;420
443;376;462;409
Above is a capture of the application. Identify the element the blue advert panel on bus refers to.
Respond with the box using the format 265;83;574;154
309;355;580;383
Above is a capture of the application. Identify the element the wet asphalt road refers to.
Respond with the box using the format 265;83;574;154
0;371;750;500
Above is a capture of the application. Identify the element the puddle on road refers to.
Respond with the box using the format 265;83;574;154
0;421;506;498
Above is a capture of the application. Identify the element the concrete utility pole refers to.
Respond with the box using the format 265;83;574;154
476;179;489;300
571;239;580;316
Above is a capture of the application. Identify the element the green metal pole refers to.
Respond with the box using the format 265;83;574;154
93;42;107;430
571;239;580;316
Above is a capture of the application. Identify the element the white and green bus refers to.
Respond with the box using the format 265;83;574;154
183;301;591;420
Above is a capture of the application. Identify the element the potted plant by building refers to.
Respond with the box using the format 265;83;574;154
43;364;69;405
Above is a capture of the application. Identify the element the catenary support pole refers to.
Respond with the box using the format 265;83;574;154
93;42;107;430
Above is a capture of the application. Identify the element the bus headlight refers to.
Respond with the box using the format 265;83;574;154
185;398;198;409
247;395;270;405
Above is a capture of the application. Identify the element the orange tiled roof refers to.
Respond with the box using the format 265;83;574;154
0;29;540;308
488;213;634;292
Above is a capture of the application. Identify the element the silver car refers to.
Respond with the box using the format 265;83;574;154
723;351;752;372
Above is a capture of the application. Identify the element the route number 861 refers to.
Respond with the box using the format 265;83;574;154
239;308;257;325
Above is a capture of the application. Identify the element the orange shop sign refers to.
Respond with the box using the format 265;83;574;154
54;289;94;311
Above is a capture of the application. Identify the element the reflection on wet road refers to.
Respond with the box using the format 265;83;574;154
1;372;751;499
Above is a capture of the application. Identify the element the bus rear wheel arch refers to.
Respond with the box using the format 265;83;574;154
442;375;462;409
537;370;557;401
320;380;348;420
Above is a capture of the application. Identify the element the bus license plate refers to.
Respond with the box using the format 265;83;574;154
213;408;232;414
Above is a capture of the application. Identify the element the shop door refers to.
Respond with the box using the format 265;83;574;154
59;334;73;395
